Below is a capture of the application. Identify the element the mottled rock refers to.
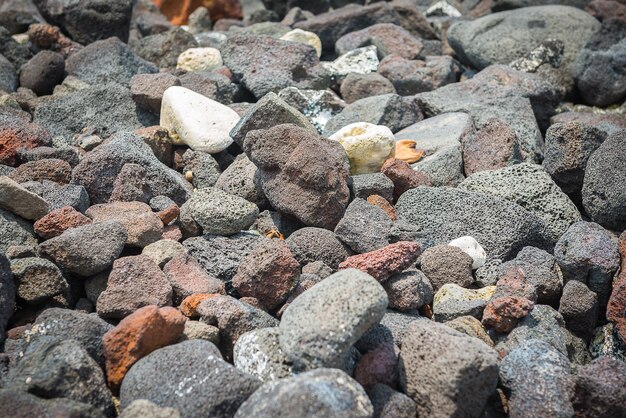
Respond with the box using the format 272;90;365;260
351;173;394;202
0;176;49;220
433;284;495;322
572;356;626;418
10;257;68;304
462;118;524;176
121;400;180;418
0;109;51;167
215;154;267;206
9;158;72;184
0;389;104;418
86;202;163;248
164;253;224;304
286;227;352;270
339;241;421;283
559;280;598;341
233;327;292;382
130;72;181;115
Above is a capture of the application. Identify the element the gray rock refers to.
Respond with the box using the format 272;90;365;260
499;339;574;418
559;280;598;342
554;221;620;316
279;269;388;370
32;0;133;45
215;154;267;207
447;5;599;73
66;37;157;87
180;187;259;236
184;232;268;283
582;129;626;231
0;26;32;68
383;268;433;311
0;389;105;418
395;187;552;260
324;94;422;135
38;221;127;277
71;132;192;205
286;227;352;270
10;257;69;304
21;180;90;213
120;340;261;418
0;208;38;252
573;18;626;107
350;173;394;202
475;258;503;288
499;246;563;306
234;368;373;418
197;295;279;357
221;34;329;99
0;252;14;344
399;319;499;418
230;92;316;148
495;304;589;364
340;72;396;104
121;400;181;418
542;121;607;201
460;163;581;242
0;176;49;220
180;149;221;190
369;384;417;418
132;27;197;68
6;337;114;416
378;54;461;96
572;356;626;418
0;53;16;93
33;83;156;144
334;198;394;253
233;327;292;382
360;310;421;351
420;245;474;291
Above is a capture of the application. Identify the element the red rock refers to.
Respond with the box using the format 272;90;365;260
462;119;523;176
607;231;626;342
482;268;537;333
180;293;220;317
162;224;183;241
86;202;164;248
157;204;180;225
381;158;430;201
163;254;225;304
367;194;397;221
0;111;51;167
354;343;399;390
153;0;243;25
232;239;300;309
586;0;626;22
9;159;72;184
27;23;82;57
33;206;92;239
339;241;421;282
103;305;186;392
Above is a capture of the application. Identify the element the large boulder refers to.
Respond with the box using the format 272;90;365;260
395;187;552;260
244;124;350;230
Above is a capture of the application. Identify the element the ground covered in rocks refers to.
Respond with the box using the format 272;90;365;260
0;0;625;417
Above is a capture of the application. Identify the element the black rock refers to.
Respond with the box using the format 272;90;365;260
19;51;65;96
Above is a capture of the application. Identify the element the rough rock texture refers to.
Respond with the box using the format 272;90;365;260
0;252;14;344
396;187;551;260
572;356;626;418
559;280;598;341
0;109;51;167
233;327;292;382
19;50;65;96
38;221;127;277
380;158;431;201
399;319;499;418
120;340;261;418
221;35;329;99
103;305;186;391
335;23;423;60
279;269;388;370
420;245;474;291
339;241;421;282
10;257;68;304
132;27;197;68
0;175;49;221
234;368;373;418
86;202;163;248
334;198;394;253
0;389;105;418
607;231;626;342
244;124;350;230
286;227;352;270
163;253;225;304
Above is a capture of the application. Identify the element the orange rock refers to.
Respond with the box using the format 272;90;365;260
180;293;221;317
103;305;186;392
152;0;243;25
394;140;424;164
367;194;397;221
157;204;180;225
34;206;92;239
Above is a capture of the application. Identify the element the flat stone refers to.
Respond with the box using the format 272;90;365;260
0;176;49;220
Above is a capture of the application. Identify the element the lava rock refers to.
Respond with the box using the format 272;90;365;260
378;55;461;96
383;268;433;311
0;53;16;93
350;173;394;202
559;280;598;341
572;356;626;418
120;400;180;418
0;208;38;252
380;158;431;201
286;227;352;270
0;389;105;418
334;198;394;254
22;180;90;213
0;176;49;220
86;202;163;248
0;109;51;167
19;50;65;96
233;327;292;382
10;257;68;304
0;252;14;343
339;241;421;283
130;72;181;115
163;253;225;304
340;72;396;104
9;158;72;184
420;245;474;291
433;284;495;322
215;154;267;206
132;27;197;68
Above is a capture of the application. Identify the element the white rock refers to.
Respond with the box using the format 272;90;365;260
322;46;379;80
0;176;49;220
448;236;487;269
329;122;394;175
176;47;223;72
160;86;239;153
280;29;322;58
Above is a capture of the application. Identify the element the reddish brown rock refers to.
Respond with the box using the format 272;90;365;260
33;206;92;239
232;239;300;309
180;293;220;317
0;111;51;166
9;159;72;184
27;23;82;57
162;225;183;241
239;297;264;311
463;119;523;176
338;241;421;282
586;0;626;22
607;231;626;342
367;194;397;221
163;254;225;304
336;23;423;60
153;0;243;25
103;305;186;392
482;268;537;333
381;158;430;201
109;163;151;203
86;201;164;248
157;204;180;225
354;343;399;390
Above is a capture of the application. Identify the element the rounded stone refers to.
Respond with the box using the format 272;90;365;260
328;122;395;175
420;245;474;291
10;257;68;304
176;47;223;72
19;50;65;96
286;227;352;270
280;28;322;57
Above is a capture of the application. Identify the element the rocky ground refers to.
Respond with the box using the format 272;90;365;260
0;0;625;417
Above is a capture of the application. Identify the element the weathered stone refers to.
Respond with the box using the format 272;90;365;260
339;241;421;283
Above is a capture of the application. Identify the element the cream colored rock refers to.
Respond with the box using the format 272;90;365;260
0;176;49;220
280;29;322;58
328;122;394;175
448;236;487;269
176;47;223;72
160;86;239;153
434;284;496;306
